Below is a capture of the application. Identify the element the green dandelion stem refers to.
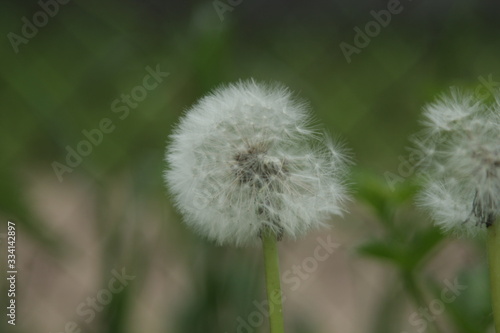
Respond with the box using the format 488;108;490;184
488;219;500;333
261;228;285;333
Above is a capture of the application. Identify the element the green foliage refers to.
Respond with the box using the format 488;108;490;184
355;170;493;333
1;1;498;333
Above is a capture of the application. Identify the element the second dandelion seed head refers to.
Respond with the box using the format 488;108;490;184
417;89;500;236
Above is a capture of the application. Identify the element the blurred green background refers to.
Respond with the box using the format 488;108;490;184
1;1;499;332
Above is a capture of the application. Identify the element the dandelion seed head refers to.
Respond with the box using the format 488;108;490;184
422;89;482;132
165;80;350;246
417;88;500;235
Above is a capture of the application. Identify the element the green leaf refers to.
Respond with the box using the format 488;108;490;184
407;227;445;268
358;240;405;265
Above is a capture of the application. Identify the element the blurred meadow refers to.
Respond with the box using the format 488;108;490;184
1;1;500;332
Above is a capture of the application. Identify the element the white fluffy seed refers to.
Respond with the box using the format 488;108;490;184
164;80;351;246
417;89;500;236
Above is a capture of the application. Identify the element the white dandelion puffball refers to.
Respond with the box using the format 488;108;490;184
165;80;350;246
417;89;500;236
